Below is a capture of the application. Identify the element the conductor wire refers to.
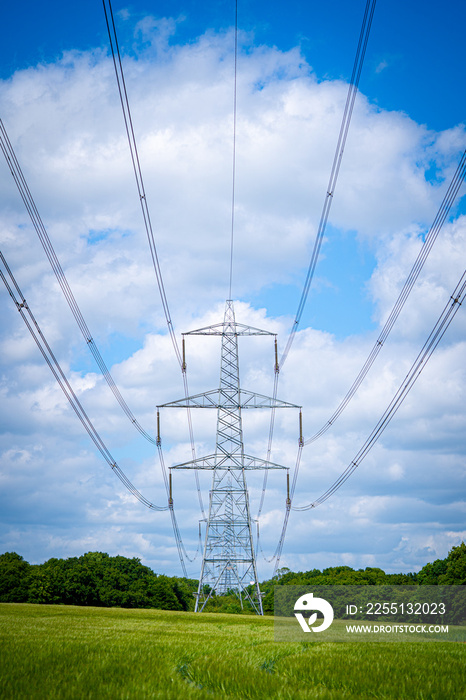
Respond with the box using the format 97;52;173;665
0;118;158;446
280;0;377;367
303;147;466;445
0;250;168;512
102;1;206;520
102;0;182;368
294;269;466;510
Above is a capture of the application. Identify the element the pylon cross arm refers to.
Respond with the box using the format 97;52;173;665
159;388;300;409
171;453;287;470
184;322;276;336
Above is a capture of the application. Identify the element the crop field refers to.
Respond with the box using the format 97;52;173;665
0;604;464;699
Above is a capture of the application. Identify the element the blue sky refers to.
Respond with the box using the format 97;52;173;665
2;0;464;131
0;0;465;578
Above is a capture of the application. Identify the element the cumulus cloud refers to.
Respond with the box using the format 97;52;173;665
0;18;465;577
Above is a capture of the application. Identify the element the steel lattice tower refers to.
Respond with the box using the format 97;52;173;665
159;300;299;614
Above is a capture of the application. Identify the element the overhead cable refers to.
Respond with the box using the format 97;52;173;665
293;269;466;511
256;370;279;518
0;118;158;447
157;443;202;571
280;0;377;367
1;242;197;567
102;0;206;521
304;147;466;445
0;250;168;512
270;443;303;575
256;444;303;563
181;365;205;519
256;444;303;574
102;0;182;368
257;0;376;521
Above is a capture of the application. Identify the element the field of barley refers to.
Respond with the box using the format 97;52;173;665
0;603;464;699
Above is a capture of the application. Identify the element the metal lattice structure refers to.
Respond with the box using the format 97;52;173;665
159;300;300;613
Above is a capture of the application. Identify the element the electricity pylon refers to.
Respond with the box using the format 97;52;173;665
159;300;300;614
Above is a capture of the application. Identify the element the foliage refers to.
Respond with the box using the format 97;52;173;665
260;543;465;614
0;544;464;615
0;603;464;699
417;542;466;585
0;551;197;611
0;552;31;603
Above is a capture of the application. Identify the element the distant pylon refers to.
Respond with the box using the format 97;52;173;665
159;300;300;614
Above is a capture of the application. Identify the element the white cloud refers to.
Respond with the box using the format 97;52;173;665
375;59;389;74
0;20;465;577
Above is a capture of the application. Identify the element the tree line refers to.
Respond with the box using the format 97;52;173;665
0;551;197;611
259;542;465;613
0;543;464;614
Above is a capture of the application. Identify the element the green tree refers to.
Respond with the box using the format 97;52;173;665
0;552;30;602
438;542;466;584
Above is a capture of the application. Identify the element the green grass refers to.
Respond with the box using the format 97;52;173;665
0;604;464;699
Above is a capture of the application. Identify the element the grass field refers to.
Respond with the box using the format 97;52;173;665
0;604;464;699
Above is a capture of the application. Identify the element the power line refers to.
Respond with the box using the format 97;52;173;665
102;0;206;521
256;370;279;519
257;0;376;525
270;443;303;575
257;142;465;560
0;250;168;512
0;118;158;447
280;0;377;367
1;248;201;574
304;147;466;446
293;268;466;511
0;116;201;572
102;0;182;369
257;444;304;575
